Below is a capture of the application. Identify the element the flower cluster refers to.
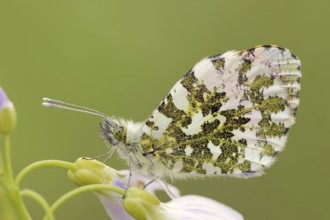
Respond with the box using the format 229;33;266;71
68;158;243;220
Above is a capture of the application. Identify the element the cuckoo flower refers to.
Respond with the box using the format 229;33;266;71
0;86;30;220
68;158;243;220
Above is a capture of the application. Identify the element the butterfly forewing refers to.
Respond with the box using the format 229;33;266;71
140;45;301;178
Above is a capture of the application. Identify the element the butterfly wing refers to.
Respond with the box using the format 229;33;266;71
140;45;301;178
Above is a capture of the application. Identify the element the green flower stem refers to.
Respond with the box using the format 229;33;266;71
1;134;32;220
4;134;13;181
0;151;4;173
15;160;75;186
20;189;55;220
43;184;125;220
0;183;32;220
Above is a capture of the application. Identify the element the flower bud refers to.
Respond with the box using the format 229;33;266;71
124;187;164;220
67;157;124;186
0;87;17;135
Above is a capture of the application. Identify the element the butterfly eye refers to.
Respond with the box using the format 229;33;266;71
113;129;123;142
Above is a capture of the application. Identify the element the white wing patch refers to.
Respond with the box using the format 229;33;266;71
171;82;190;111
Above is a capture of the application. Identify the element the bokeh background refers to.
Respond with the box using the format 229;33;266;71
0;1;329;219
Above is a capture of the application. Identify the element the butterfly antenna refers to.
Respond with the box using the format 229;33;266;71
42;97;110;120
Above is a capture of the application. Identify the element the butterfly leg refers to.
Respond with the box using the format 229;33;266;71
143;176;159;189
123;155;134;199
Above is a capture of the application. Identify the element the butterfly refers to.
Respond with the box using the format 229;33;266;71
43;45;301;181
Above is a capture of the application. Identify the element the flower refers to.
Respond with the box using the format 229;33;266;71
68;158;243;220
0;87;17;134
68;158;134;220
0;87;28;219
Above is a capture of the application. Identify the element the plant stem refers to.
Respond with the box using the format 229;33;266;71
0;134;32;220
4;134;13;181
15;160;75;186
10;185;33;220
43;184;125;220
0;151;4;172
21;189;55;220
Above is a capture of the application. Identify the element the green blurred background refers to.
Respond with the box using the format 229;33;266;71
0;1;329;219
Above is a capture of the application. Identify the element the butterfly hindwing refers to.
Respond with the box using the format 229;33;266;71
140;45;301;178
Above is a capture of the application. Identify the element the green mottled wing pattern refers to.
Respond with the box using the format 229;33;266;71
140;45;301;178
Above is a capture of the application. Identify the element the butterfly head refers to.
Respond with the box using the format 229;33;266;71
100;118;126;146
42;98;129;148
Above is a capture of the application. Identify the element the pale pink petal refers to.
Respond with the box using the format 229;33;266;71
98;193;134;220
0;86;9;108
163;195;243;220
